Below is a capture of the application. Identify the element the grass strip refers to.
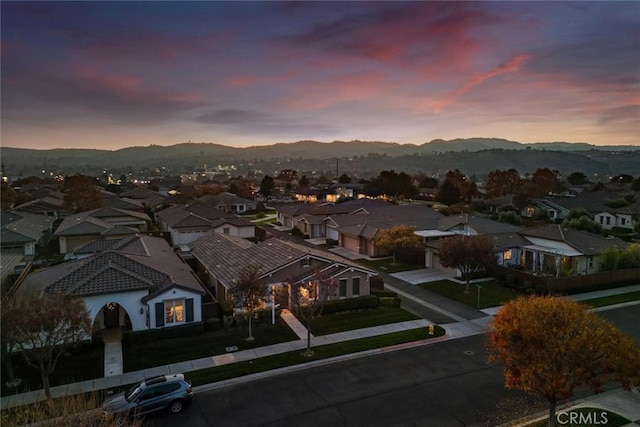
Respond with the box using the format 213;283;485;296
580;291;640;308
188;326;444;386
310;307;420;335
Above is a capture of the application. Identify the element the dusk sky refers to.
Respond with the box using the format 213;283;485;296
1;1;639;150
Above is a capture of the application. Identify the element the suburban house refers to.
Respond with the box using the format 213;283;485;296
525;191;638;231
517;224;629;276
187;233;378;308
156;202;255;247
334;203;443;257
198;192;256;214
418;215;524;271
54;207;150;254
18;234;208;333
13;192;67;218
1;210;55;259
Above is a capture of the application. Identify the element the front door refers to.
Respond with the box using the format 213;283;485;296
104;303;119;328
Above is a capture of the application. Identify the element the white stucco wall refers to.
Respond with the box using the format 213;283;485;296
84;290;149;331
147;288;202;329
212;224;255;239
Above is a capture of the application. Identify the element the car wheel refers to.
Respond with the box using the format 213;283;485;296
169;399;184;414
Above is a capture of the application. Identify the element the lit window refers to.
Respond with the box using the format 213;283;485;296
165;299;184;324
503;250;512;260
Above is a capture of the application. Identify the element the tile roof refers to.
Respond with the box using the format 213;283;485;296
519;224;629;255
0;210;54;242
189;234;374;287
436;215;523;234
157;202;234;228
20;235;204;298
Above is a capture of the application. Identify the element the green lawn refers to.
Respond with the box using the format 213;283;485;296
418;280;519;309
123;317;299;372
356;258;423;274
310;306;420;335
579;291;640;308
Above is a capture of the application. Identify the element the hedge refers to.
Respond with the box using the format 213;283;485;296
371;289;398;298
322;295;379;314
123;321;205;346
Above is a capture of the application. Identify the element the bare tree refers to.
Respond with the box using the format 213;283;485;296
229;264;268;341
291;269;338;357
2;292;92;400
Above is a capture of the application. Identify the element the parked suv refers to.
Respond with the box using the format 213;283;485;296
102;374;193;425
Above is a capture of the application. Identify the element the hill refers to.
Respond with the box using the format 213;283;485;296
2;138;638;179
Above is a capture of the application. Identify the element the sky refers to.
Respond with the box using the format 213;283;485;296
1;1;639;150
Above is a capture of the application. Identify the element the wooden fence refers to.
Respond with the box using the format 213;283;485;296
495;266;640;294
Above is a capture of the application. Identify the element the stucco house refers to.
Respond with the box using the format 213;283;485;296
18;234;208;333
188;233;378;308
156;201;255;247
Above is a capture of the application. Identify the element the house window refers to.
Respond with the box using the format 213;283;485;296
606;217;611;225
339;278;347;298
503;250;512;260
352;277;360;296
165;299;184;324
621;218;626;225
599;216;604;224
223;227;230;235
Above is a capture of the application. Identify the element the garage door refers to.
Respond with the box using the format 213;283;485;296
342;235;359;252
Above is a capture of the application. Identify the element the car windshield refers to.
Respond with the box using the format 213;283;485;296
125;385;142;402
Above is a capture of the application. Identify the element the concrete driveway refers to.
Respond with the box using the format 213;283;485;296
390;268;454;285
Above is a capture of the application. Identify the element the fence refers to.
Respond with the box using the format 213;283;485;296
495;266;640;294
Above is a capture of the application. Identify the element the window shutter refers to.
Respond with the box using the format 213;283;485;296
155;302;164;327
185;298;194;322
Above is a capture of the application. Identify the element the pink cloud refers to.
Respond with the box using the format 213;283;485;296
430;53;531;112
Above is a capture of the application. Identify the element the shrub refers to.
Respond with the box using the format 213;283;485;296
370;289;398;298
205;318;222;331
323;295;379;314
123;322;205;346
379;297;402;308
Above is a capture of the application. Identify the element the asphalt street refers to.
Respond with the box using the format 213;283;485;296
143;304;639;427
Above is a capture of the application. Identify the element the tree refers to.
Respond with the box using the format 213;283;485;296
338;173;352;184
63;174;104;213
373;224;422;264
229;264;268;341
373;170;417;198
487;296;640;427
485;169;520;197
531;168;562;196
298;175;310;187
436;179;461;205
566;171;588;185
291;270;337;357
418;176;439;189
259;175;275;197
438;234;496;293
562;208;602;234
1;181;17;208
2;293;92;400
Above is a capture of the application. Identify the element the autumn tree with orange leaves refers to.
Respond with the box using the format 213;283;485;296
374;224;423;264
487;296;640;427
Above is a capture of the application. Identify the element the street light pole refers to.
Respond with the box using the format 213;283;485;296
476;284;483;309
